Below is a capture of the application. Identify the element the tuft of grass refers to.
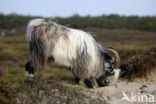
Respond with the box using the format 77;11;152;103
120;47;156;80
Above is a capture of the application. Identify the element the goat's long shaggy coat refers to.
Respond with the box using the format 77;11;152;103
26;19;119;84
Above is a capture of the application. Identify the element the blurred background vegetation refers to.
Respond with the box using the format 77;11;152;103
0;13;156;32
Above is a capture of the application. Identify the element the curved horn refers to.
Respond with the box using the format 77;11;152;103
106;47;120;68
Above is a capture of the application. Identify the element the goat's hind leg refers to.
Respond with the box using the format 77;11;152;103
25;57;34;77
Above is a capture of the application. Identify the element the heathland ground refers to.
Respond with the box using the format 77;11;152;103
0;27;156;104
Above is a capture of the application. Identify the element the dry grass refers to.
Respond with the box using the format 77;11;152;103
120;47;156;80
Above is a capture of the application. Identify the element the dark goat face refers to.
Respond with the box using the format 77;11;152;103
106;68;115;75
98;78;110;87
104;51;115;74
97;69;116;87
105;61;115;75
97;73;110;87
85;77;98;88
25;61;34;77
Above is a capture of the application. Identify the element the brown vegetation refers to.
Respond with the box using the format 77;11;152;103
120;47;156;80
